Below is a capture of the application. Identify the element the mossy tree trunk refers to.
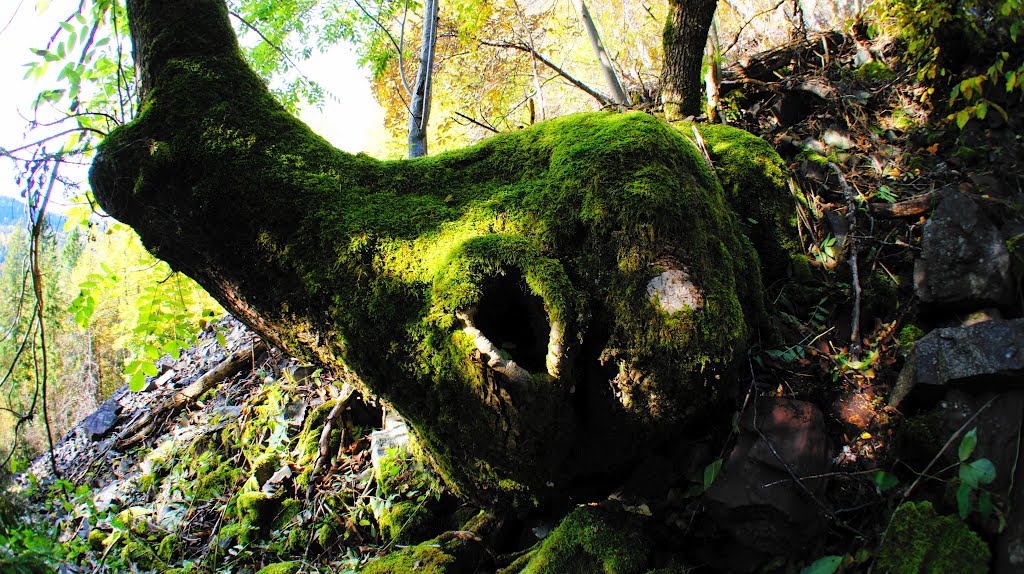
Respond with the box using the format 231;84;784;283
93;0;766;509
662;0;718;120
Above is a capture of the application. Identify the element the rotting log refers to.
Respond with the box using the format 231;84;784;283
91;0;792;509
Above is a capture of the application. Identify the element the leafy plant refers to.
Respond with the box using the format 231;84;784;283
954;427;1002;527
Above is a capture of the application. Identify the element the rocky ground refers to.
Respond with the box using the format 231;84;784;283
2;26;1023;574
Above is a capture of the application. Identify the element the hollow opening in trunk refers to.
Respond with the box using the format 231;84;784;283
474;270;549;374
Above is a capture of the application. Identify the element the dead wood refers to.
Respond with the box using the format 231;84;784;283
116;338;267;449
866;192;937;218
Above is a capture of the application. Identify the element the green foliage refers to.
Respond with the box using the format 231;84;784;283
800;555;847;574
877;501;989;574
875;0;1024;127
870;470;900;494
66;223;223;395
954;428;1002;526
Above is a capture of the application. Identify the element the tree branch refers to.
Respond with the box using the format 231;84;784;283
453;112;499;133
477;39;613;107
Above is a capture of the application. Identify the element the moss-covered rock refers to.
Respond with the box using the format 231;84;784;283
689;122;801;284
877;501;990;574
92;0;776;508
500;507;650;574
255;562;302;574
361;528;488;574
378;500;441;545
228;491;275;544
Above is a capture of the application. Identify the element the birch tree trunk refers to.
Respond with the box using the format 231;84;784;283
408;0;438;158
574;0;629;106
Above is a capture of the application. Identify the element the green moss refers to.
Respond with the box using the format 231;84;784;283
296;399;337;465
360;531;479;574
230;491;274;544
255;561;301;574
251;451;281;486
157;533;182;561
877;501;989;573
378;500;440;545
273;498;303;530
194;459;242;498
690;122;801;284
856;61;895;81
88;529;108;551
897;324;925;353
138;472;157;491
504;507;650;574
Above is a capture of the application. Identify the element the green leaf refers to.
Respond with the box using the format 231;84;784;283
961;458;997;486
871;470;899;493
959;428;978;461
129;371;146;392
703;458;723;491
141;361;159;377
801;555;845;574
978;490;993;520
216;331;227;347
955;109;970;129
956;482;972;518
163;340;181;359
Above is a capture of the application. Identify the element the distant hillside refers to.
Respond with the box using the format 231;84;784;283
0;196;67;230
0;196;68;264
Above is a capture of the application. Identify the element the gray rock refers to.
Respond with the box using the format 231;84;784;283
823;127;856;150
891;318;1024;406
703;398;832;571
81;400;122;440
914;190;1014;308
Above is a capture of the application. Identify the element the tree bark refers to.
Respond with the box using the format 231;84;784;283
93;0;765;510
573;0;629;106
662;0;719;120
408;0;438;158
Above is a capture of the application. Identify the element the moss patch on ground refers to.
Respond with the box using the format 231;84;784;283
877;501;989;574
689;122;801;285
500;507;650;573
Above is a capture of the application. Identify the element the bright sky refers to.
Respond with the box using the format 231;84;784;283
0;1;387;206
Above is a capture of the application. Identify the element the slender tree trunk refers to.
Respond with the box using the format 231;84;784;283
408;0;438;158
704;17;722;122
574;0;629;106
662;0;718;120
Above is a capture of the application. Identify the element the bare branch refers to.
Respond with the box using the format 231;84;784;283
1;127;107;155
228;11;316;89
453;112;500;133
352;0;413;99
477;39;613;107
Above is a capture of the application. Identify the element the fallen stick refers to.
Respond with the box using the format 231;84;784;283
116;338;267;449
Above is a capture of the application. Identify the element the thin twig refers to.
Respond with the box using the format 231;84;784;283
477;38;613;107
352;0;413;99
228;11;315;89
900;395;999;502
2;127;107;155
829;162;861;358
453;112;500;133
721;0;787;56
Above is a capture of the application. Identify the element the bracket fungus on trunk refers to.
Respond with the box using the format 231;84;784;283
90;0;795;509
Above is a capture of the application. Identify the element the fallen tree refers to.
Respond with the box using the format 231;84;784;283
91;0;794;509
